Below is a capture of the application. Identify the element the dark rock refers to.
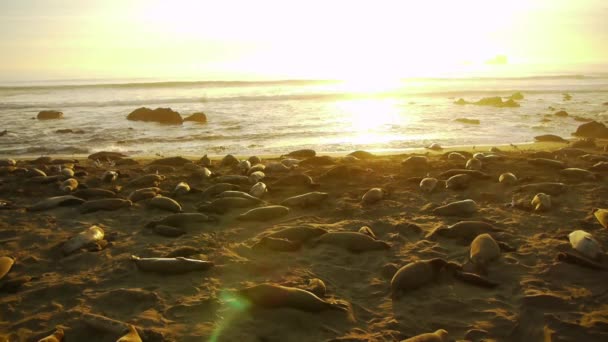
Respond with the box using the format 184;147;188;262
455;118;480;125
183;112;207;123
454;98;467;105
554;110;568;117
570;138;595;149
284;149;316;158
126;107;183;125
510;92;524;100
55;129;85;134
534;134;568;143
348;150;375;159
572;121;608;138
37;110;63;120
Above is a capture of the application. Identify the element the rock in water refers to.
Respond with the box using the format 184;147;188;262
126;107;183;124
37;110;63;120
572;121;608;138
183;112;207;123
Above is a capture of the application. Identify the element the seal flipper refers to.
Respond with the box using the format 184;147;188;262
453;271;499;288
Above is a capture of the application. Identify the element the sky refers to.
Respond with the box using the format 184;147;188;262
0;0;607;81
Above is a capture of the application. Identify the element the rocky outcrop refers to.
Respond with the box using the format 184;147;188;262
454;97;520;108
572;121;608;139
509;92;524;100
534;134;568;143
554;110;568;117
37;110;64;120
126;107;183;125
183;112;207;123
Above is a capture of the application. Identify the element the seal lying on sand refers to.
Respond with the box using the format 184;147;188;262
131;256;214;274
266;226;328;244
362;188;386;204
145;213;212;228
402;329;449;342
469;234;501;268
28;195;85;211
237;283;347;313
80;198;132;213
426;221;500;241
281;192;329;207
391;259;448;298
569;230;603;260
432;199;477;216
62;225;105;255
237;205;290;221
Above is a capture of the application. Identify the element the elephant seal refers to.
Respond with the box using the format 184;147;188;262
202;183;240;198
432;199;477;216
131;256;214;273
247;163;266;175
237;205;290;221
528;158;566;169
60;178;78;192
61;167;75;177
101;170;118;182
499;172;517;185
252;237;300;252
200;154;211;167
128;187;161;202
266;226;328;244
197;197;258;214
0;159;16;167
590;161;608;171
402;329;449;342
220;154;239;167
314;232;390;253
284;149;316;158
146;213;212;228
0;256;14;281
28;195;85;211
73;188;116;199
426;221;500;241
531;193;551;211
362;188;386;204
117;325;142;342
152;225;186;237
281;192;329;207
281;158;301;168
595;209;608;229
445;174;470;190
391;258;448;298
453;270;499;288
470;234;501;267
448;152;466;161
148;196;182;213
248;155;262;165
214;175;250;185
466;158;482;171
172;182;190;196
62;225;105;255
419;177;438;193
515;182;567;195
265;162;292;173
26;168;46;178
250;182;267;198
560;168;597;181
237;283;346;312
127;174;165;187
218;190;264;203
401;156;428;169
426;143;443;151
439;169;490;179
556;251;607;270
80;198;132;213
37;328;64;342
249;171;265;184
238;160;251;172
348;150;374;159
272;174;318;187
569;230;602;260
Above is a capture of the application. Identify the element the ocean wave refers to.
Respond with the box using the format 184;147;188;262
2;88;608;110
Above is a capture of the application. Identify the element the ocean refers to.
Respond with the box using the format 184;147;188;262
1;75;607;158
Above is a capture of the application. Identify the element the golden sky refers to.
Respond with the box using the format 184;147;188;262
0;0;606;81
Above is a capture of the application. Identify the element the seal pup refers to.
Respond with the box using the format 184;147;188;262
0;256;14;281
419;177;438;193
281;192;329;207
439;169;489;179
131;256;213;273
283;149;316;159
101;170;118;182
220;154;239;167
28;195;85;211
117;325;142;342
248;155;262;165
448;152;466;161
249;171;265;184
499;172;517;185
250;182;267;198
362;188;386;204
594;209;608;229
402;329;449;342
402;156;428;169
218;190;264;203
528;158;566;169
314;232;390;253
60;178;78;192
391;258;448;298
281;158;301;167
237;205;290;221
469;234;501;268
148;195;182;213
466;158;482;171
236;283;347;313
432;199;477;216
569;230;603;260
128;187;161;202
445;174;470;190
201;183;240;198
531;193;551;211
62;225;105;255
80;198;132;213
37;328;64;342
172;182;190;196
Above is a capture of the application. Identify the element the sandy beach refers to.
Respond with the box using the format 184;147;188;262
1;140;608;342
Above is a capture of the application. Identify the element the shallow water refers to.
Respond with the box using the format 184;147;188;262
0;75;607;157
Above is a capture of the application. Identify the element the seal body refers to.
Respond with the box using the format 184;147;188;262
391;259;447;296
433;199;477;216
569;230;602;260
516;182;567;195
128;187;161;202
531;193;551;211
419;178;438;193
202;183;240;198
315;232;390;253
80;198;132;213
62;225;105;255
252;237;300;251
560;168;596;181
237;283;340;312
60;178;78;192
148;196;182;213
73;188;116;199
499;172;517;185
237;205;290;221
402;329;449;342
595;209;608;229
249;171;265;184
127;174;165;187
470;234;500;265
218;191;263;203
250;182;267;198
131;256;214;273
281;192;329;207
267;227;328;244
362;188;385;204
446;174;470;190
28;195;85;211
402;156;428;169
466;158;482;171
173;182;190;196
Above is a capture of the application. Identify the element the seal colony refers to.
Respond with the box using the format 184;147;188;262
1;141;608;341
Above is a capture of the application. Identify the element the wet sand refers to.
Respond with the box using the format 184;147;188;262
1;141;608;342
